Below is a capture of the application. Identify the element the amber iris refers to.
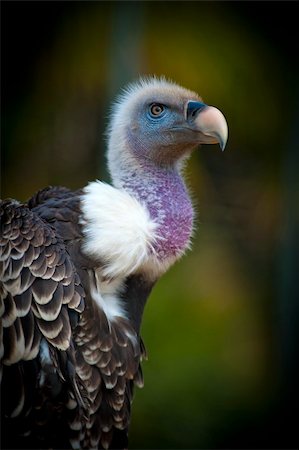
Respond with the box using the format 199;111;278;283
150;104;164;116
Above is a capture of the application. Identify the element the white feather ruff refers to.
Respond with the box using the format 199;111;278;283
81;181;159;279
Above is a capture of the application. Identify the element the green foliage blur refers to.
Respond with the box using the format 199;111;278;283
2;2;298;449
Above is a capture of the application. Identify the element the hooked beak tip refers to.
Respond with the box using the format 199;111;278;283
220;137;227;152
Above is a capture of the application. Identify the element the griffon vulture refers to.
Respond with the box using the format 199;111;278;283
0;77;228;449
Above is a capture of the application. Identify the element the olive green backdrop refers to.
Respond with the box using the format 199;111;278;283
2;2;298;449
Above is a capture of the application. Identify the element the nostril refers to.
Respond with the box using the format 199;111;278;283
187;101;206;121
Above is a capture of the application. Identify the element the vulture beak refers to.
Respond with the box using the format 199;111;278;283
187;101;228;151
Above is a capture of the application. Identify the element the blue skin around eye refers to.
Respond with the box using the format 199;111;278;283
144;109;178;145
128;104;189;159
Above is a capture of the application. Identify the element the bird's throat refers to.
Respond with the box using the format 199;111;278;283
118;163;194;261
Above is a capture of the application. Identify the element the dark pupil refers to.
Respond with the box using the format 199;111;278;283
152;105;162;115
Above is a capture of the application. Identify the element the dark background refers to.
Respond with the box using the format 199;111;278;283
1;1;298;449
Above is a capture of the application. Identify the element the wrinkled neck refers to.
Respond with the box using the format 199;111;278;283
114;160;194;259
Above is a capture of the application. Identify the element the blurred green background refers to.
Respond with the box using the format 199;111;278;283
1;2;298;449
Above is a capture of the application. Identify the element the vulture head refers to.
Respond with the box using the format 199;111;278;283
81;76;229;280
107;77;228;186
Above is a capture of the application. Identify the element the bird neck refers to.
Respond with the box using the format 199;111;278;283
114;161;194;261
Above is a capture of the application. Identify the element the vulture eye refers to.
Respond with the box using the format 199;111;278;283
149;103;165;117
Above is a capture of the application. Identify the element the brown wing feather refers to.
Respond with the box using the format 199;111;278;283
0;199;84;354
0;199;87;444
71;296;144;449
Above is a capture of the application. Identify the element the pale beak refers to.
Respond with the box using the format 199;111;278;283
187;101;228;151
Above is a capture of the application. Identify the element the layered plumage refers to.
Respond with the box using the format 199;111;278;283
0;77;228;449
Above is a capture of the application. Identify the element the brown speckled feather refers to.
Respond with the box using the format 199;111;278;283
0;196;86;447
72;289;146;449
